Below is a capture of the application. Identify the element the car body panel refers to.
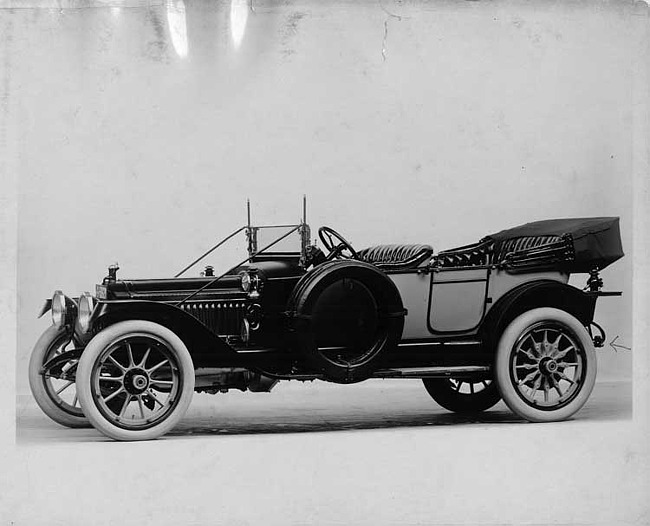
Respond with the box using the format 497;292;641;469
388;271;430;339
429;269;489;333
486;269;569;307
390;267;571;340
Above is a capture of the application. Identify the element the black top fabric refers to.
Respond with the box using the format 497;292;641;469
486;217;624;272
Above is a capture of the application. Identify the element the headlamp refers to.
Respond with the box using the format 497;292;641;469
51;290;67;329
77;292;96;333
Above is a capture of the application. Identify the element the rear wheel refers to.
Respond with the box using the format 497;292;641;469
76;320;194;441
494;308;596;422
422;377;501;414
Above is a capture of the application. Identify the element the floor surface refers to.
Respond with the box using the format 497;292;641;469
16;379;632;443
7;380;647;526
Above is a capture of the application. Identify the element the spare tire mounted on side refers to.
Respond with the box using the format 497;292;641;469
287;260;405;383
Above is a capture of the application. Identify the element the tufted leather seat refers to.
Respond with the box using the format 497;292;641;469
435;235;567;268
358;244;433;271
434;240;492;268
492;235;563;263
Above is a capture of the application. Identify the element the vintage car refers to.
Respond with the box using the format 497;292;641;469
28;199;624;441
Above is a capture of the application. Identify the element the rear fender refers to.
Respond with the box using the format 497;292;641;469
89;300;238;367
481;280;597;351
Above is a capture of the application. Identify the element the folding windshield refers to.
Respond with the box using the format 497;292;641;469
247;224;310;259
245;197;311;262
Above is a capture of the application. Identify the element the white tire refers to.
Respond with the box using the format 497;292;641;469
495;307;597;422
28;325;90;428
76;320;194;441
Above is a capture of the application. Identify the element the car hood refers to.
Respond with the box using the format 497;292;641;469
104;259;303;300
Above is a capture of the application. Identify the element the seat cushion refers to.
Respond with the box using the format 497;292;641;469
434;240;491;268
492;235;563;263
358;244;433;271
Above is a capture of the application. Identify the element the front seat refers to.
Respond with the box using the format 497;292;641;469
357;244;433;271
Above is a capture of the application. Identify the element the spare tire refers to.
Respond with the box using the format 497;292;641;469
287;260;405;383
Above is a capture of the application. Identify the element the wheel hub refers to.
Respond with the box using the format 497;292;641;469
124;368;150;394
539;357;558;375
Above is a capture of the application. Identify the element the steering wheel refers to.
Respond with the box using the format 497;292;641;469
318;226;359;261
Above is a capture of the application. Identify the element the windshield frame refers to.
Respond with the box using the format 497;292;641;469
246;223;311;265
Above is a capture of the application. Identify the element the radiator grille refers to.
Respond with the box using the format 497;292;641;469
179;301;246;336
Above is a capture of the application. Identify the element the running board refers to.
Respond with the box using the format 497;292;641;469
397;340;482;348
372;365;491;379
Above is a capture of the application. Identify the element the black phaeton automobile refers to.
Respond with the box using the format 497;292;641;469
29;200;624;440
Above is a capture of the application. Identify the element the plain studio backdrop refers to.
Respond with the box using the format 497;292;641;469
11;0;636;391
2;0;648;525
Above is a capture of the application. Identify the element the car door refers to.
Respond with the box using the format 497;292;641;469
428;267;490;334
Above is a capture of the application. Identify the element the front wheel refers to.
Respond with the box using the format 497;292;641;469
494;308;597;423
28;325;90;428
422;377;501;414
76;320;195;441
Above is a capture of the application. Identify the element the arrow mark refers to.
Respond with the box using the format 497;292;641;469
609;335;631;352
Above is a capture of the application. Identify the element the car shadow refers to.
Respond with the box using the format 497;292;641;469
165;381;632;438
16;381;631;443
167;408;525;438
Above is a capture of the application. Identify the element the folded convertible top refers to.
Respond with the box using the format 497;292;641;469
486;217;624;273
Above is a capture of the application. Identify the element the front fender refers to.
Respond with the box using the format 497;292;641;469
89;300;239;368
41;348;83;377
38;299;52;319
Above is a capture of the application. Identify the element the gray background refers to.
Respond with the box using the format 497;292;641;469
12;0;636;392
2;0;648;524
